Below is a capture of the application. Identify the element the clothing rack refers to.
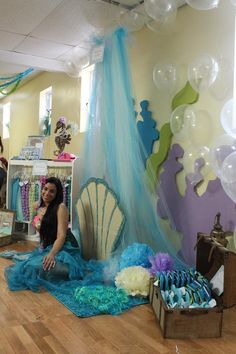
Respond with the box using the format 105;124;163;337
6;159;79;239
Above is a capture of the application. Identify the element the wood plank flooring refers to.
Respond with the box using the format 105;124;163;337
0;241;236;353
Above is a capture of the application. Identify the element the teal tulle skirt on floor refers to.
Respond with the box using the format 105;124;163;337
3;243;147;317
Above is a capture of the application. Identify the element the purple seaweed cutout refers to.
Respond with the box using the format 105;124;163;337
157;143;236;265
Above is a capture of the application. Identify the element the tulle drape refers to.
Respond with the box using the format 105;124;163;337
76;28;186;268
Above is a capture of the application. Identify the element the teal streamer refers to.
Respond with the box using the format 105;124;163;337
0;68;33;81
0;68;34;96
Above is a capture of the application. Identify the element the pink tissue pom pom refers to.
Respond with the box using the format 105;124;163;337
149;252;174;275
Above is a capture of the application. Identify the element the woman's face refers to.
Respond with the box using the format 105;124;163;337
42;182;57;205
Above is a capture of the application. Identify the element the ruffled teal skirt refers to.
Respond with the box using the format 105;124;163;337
5;244;85;292
4;243;147;317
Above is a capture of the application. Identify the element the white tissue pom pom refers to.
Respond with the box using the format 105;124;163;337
115;266;151;297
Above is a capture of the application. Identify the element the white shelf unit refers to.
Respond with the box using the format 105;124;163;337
7;158;79;239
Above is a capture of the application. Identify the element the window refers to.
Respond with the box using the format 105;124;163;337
80;65;94;133
39;86;52;136
2;102;10;139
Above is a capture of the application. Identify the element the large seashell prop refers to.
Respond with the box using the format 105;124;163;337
76;178;125;260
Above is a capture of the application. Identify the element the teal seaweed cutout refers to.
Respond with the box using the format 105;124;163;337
137;100;159;165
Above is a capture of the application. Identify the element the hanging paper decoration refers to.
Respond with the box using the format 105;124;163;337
0;68;34;96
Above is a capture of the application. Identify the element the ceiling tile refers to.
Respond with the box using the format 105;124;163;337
0;31;25;50
0;0;63;35
58;45;88;61
14;36;73;59
31;0;119;46
0;62;29;76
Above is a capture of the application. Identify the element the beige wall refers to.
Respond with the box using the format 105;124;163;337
0;71;83;160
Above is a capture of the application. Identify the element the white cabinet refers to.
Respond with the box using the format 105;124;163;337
7;158;79;238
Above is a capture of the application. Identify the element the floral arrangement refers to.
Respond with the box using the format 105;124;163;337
149;252;174;275
115;265;151;297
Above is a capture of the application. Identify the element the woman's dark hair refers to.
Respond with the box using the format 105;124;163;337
40;177;64;248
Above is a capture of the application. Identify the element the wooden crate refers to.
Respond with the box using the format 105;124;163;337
196;233;236;308
149;233;236;339
150;282;223;339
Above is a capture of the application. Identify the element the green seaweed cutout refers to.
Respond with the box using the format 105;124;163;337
171;81;199;111
146;123;172;192
145;81;199;192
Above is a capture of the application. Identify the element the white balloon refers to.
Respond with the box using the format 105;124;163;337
186;108;213;148
198;146;211;167
221;179;236;203
182;146;198;175
188;54;219;92
170;104;189;140
146;11;176;35
209;58;233;101
210;134;236;178
220;98;236;139
117;10;146;32
231;0;236;7
81;1;118;30
183;145;211;183
70;47;89;68
63;60;80;79
220;151;236;183
144;0;177;21
186;0;220;10
153;62;178;94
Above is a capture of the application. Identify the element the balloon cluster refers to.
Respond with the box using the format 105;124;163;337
212;101;236;204
170;104;212;182
164;52;236;204
153;53;220;97
158;52;235;193
118;0;177;34
117;0;228;34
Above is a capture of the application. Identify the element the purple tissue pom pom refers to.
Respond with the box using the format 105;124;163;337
149;252;174;275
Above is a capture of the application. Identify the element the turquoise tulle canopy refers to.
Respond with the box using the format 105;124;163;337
75;28;186;268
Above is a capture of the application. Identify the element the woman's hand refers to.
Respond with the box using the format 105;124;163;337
43;252;56;271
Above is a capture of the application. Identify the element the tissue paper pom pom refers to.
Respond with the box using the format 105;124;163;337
149;252;174;275
119;243;154;270
74;285;130;316
115;266;151;297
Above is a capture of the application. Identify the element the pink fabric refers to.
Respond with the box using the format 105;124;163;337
32;215;41;230
57;152;76;161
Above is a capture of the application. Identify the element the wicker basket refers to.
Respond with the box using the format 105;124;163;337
0;235;12;246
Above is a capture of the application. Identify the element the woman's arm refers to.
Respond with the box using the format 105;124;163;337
43;203;69;271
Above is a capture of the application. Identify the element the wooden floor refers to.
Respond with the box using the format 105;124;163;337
0;241;236;354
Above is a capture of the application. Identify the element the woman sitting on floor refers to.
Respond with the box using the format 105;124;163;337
5;177;84;291
3;177;149;316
